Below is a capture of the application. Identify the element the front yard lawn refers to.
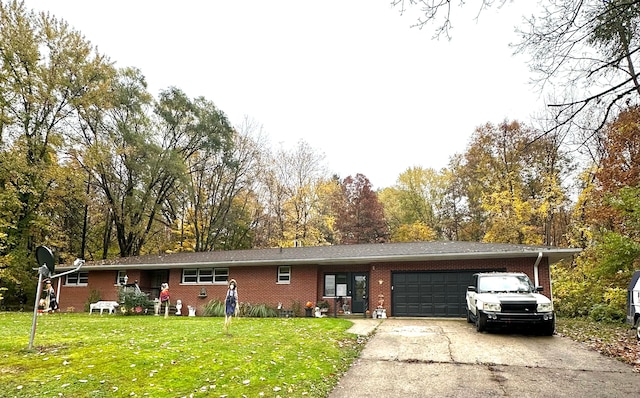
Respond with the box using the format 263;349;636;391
0;312;365;397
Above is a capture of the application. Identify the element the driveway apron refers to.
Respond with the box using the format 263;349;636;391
329;318;640;398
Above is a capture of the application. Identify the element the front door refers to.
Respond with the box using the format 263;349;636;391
350;273;368;313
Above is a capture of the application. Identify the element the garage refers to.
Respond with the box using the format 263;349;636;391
391;271;481;317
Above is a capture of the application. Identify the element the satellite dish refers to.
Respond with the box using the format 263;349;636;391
35;246;55;275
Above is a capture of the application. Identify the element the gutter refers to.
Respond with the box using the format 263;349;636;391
533;251;543;286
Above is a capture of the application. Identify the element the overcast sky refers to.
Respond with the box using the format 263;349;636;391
23;1;543;189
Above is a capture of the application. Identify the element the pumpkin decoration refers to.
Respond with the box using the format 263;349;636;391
305;301;313;308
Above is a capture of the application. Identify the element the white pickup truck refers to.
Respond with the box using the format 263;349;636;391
627;271;640;340
466;272;555;335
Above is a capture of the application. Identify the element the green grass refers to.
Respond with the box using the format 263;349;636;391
0;312;365;397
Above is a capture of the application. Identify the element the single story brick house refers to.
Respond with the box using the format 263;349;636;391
55;241;580;317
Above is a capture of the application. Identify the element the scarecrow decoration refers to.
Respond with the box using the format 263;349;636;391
160;283;170;318
224;279;238;334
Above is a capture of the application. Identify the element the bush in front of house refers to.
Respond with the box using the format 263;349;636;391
202;299;225;317
84;289;101;312
241;303;278;318
201;299;278;317
118;289;153;315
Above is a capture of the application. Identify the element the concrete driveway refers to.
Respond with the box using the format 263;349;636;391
329;318;640;398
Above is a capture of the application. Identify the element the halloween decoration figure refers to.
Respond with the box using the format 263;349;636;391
224;279;238;334
38;279;58;313
160;283;170;318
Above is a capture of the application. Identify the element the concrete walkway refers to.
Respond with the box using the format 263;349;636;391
343;318;383;336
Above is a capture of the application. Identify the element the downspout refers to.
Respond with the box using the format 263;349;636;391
533;252;543;287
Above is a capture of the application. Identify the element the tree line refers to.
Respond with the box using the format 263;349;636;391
1;0;639;321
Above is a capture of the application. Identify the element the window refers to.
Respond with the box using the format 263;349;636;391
116;271;128;285
214;268;229;283
278;266;291;284
65;271;88;286
183;269;198;283
199;268;214;283
324;273;348;297
182;268;229;284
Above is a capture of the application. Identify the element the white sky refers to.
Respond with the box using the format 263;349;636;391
22;1;543;190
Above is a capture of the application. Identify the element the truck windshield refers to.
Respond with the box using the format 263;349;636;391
478;275;534;293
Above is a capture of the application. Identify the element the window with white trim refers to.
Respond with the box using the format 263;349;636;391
116;270;127;285
65;271;89;286
278;266;291;284
182;268;229;284
214;268;229;283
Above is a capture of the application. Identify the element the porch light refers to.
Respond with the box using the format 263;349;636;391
378;279;384;285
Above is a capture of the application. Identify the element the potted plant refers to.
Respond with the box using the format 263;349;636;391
305;301;314;317
317;300;330;313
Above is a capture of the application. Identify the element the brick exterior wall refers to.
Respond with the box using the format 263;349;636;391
57;257;551;317
58;264;320;316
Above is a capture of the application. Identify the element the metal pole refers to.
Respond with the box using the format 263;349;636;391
29;269;45;350
56;277;62;305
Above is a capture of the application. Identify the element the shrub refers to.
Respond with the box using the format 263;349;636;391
290;300;303;317
588;303;625;323
84;289;101;312
203;300;279;318
202;299;225;317
118;289;152;315
242;303;278;318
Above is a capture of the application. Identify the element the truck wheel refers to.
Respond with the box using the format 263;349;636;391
467;308;473;323
635;319;640;341
476;312;487;332
540;321;555;336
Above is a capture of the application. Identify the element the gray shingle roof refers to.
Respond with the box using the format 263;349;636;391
60;241;581;271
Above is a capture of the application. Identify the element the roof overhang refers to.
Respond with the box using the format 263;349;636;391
58;248;581;272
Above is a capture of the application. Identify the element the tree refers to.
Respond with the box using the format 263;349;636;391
379;166;445;241
258;140;330;247
459;120;572;244
74;69;235;257
335;174;388;244
178;117;263;252
394;1;640;159
585;106;640;233
510;2;637;146
0;0;113;304
391;0;506;38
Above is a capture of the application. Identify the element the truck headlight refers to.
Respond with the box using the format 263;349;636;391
483;302;501;312
537;302;553;312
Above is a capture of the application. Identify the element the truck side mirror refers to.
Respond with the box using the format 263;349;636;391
467;286;476;292
535;286;544;292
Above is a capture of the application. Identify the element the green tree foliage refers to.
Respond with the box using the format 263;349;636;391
379;166;443;241
0;0;112;302
74;75;235;257
554;108;640;320
458;120;572;245
335;174;388;244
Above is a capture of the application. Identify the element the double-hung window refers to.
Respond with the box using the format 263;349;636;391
277;266;291;284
